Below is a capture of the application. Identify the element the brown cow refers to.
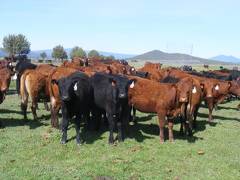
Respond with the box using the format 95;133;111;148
19;64;56;120
162;68;231;122
138;62;164;81
0;67;13;104
128;76;194;143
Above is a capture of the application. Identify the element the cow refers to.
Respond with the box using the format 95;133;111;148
15;60;37;94
162;68;232;122
0;67;13;104
203;64;209;69
138;62;163;81
51;72;92;144
128;76;195;143
90;73;134;144
19;64;56;120
180;65;192;71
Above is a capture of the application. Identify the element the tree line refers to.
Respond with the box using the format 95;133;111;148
1;34;115;62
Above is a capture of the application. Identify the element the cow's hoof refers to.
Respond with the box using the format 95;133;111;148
108;141;114;145
160;140;164;144
60;140;67;144
76;139;82;145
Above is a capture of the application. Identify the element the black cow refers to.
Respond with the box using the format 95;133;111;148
15;60;37;94
90;73;133;144
135;71;149;78
180;65;192;71
51;72;92;144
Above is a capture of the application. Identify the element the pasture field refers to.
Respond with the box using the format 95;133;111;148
0;80;240;179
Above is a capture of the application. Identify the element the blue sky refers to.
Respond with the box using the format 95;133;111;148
1;0;240;58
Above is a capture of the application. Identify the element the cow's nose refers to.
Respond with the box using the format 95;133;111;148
119;93;126;98
180;97;187;102
62;96;70;101
1;88;7;93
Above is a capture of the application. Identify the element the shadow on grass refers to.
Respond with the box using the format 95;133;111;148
216;106;239;111
0;108;23;115
6;89;17;95
0;117;48;129
198;112;240;122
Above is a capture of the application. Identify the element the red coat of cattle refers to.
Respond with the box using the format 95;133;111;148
128;76;194;143
162;68;231;121
0;67;13;104
20;64;56;120
138;62;163;81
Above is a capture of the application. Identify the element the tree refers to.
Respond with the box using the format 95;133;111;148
88;49;100;58
2;34;30;58
40;52;47;60
70;46;86;59
52;45;68;62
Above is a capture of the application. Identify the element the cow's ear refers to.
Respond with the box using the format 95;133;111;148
51;79;58;85
109;78;116;86
129;79;136;88
214;84;220;91
228;82;232;88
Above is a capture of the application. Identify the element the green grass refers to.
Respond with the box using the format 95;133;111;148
0;81;240;180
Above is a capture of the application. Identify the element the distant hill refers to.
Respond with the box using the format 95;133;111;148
211;55;240;63
28;49;135;60
129;50;230;65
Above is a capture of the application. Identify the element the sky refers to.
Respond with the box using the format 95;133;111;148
0;0;240;58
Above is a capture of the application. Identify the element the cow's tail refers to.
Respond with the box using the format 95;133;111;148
20;72;29;105
186;84;194;135
20;71;30;119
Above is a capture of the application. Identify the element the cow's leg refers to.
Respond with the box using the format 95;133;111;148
75;114;81;145
206;98;214;122
21;93;28;120
157;111;166;144
89;108;101;131
193;105;200;129
117;121;123;142
51;105;60;128
61;104;69;144
132;107;136;123
179;116;185;136
214;95;226;111
237;103;240;111
107;114;115;144
168;119;174;142
21;102;28;120
31;97;38;120
44;101;50;111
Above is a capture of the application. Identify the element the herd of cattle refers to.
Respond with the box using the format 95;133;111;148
0;57;239;145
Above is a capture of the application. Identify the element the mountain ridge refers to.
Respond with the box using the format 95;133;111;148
129;50;232;64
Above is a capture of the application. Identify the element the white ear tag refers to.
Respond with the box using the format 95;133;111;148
130;81;135;88
13;73;17;80
74;83;78;91
192;86;197;94
215;85;219;90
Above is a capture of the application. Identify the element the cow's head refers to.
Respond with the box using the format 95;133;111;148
214;81;231;96
227;81;239;96
51;77;73;101
109;75;135;99
200;79;220;98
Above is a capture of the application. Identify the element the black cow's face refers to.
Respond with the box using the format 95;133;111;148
110;76;134;99
52;78;74;101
